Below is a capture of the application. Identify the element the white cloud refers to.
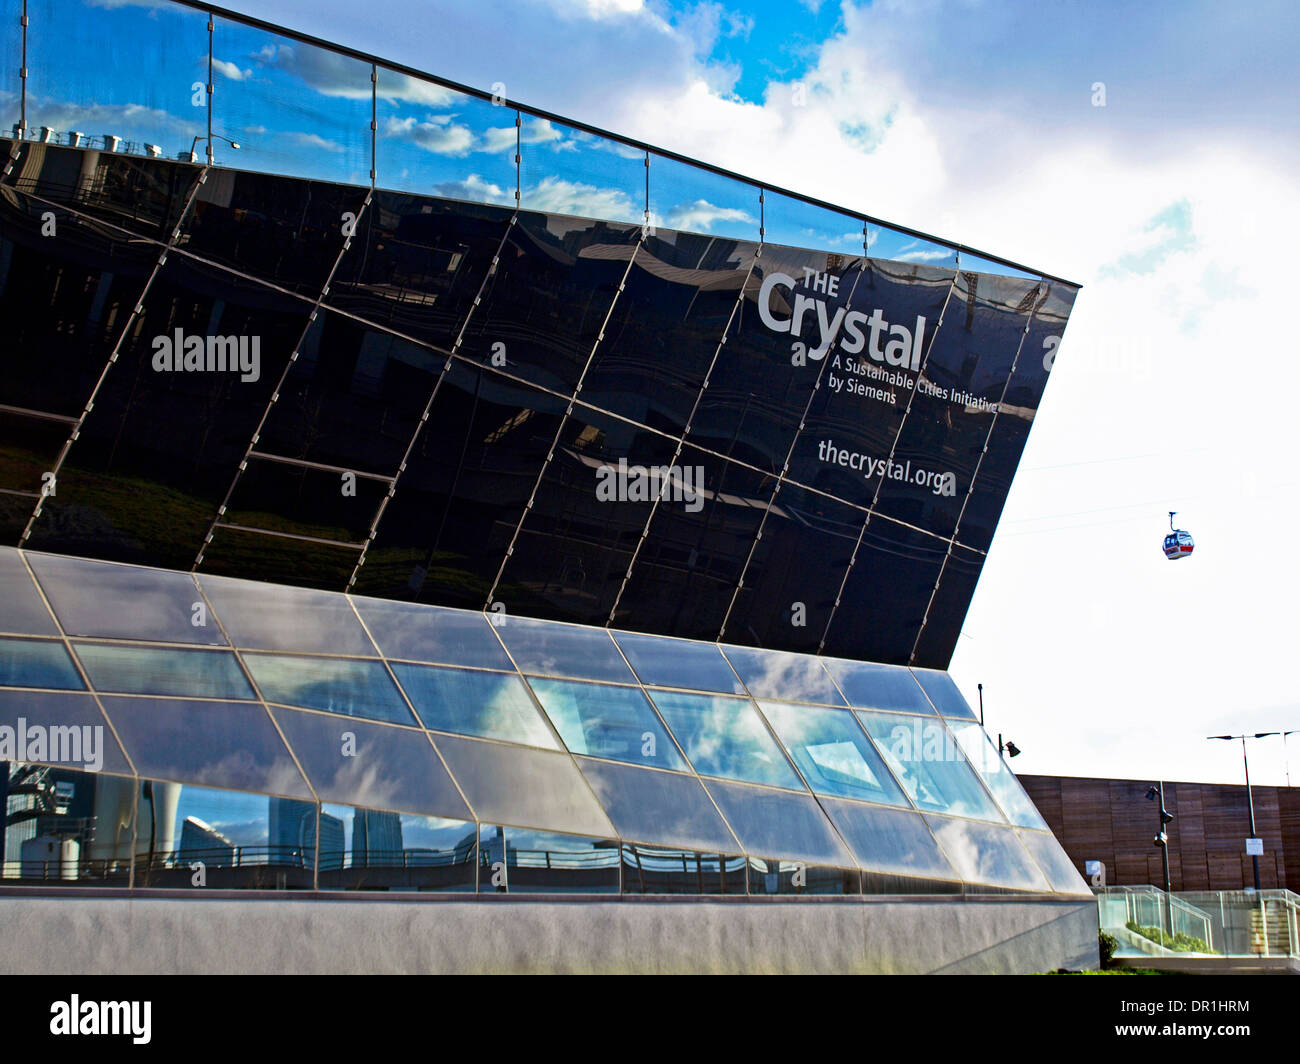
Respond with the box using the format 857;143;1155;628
212;58;252;82
383;114;475;155
665;198;753;231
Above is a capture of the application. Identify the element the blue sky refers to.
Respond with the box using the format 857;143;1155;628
14;0;1300;789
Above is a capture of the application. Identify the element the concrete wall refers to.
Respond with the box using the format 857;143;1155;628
0;892;1099;974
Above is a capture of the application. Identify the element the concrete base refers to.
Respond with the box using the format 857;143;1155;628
0;891;1099;974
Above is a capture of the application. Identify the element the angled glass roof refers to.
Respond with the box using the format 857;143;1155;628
0;540;1078;895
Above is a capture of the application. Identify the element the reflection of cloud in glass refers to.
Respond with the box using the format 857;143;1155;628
212;57;252;81
667;199;755;232
384;115;474;155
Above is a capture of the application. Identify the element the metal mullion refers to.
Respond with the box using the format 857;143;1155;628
346;213;519;589
18;0;26;138
214;523;363;551
369;64;376;187
19;164;212;546
246;450;396;483
193;189;375;570
716;265;867;641
206;14;213;164
604;250;761;627
482;236;646;609
908;281;1045;663
815;268;962;654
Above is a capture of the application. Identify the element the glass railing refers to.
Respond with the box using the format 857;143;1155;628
1097;886;1300;958
0;0;1069;283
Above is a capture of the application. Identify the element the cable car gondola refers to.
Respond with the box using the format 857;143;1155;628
1162;511;1194;560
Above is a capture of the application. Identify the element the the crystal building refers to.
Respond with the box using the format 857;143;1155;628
0;0;1096;973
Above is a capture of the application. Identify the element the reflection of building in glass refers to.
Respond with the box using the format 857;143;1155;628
269;797;324;869
178;816;235;866
352;809;403;868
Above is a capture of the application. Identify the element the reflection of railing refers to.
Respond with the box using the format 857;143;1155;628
1;858;129;882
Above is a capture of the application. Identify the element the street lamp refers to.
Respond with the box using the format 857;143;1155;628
187;132;241;163
1280;730;1299;788
1207;732;1277;891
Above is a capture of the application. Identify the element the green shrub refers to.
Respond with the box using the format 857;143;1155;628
1098;930;1117;968
1124;919;1215;954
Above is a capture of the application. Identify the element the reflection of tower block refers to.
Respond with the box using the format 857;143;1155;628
21;837;80;881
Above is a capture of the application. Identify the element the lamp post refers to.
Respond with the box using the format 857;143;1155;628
1146;784;1174;933
1208;733;1277;891
1281;730;1299;788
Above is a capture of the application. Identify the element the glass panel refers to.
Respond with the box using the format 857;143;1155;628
477;825;619;894
650;690;802;789
271;706;471;820
27;554;224;645
866;224;958;269
325;190;513;354
611;630;745;694
747;858;861;896
854;710;1002;820
762;190;864;257
924;815;1051;891
582;233;756;433
346;359;564;608
133;781;314;889
575;757;739;853
1018;829;1090;894
911;669;977;719
0;550;58;635
620;844;746;895
957;250;1041;282
724;481;859;654
910;545;981;669
758;701;908;806
703;779;854;867
352;597;512;669
219;455;388;545
486;403;679;629
392;663;558;749
959;283;1076;555
0;689;131;775
873;271;1036;542
0;763;134;886
820;798;959;882
613;447;769;642
72;643;254;700
821;520;947;663
198;574;376;656
519;121;644;226
528;677;684;770
211;17;372;183
690;247;859;476
319;804;477;892
647;154;759;243
618;842;743;889
26;0;211;164
243;653;415;725
184;173;364;298
375;75;516;204
458;211;640;398
198;525;361;592
0;637;84;690
719;645;845;706
0;1;20;135
101;695;310;798
494;616;634;684
948;720;1047;829
431;733;615;838
821;657;935;714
